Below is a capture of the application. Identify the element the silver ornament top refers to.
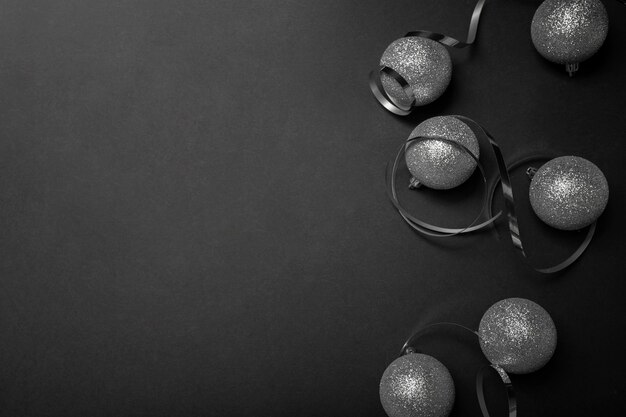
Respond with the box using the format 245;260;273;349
380;353;455;417
405;116;479;190
380;37;452;108
531;0;608;65
529;156;609;230
479;298;557;375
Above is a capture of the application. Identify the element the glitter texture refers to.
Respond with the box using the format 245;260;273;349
380;353;455;417
405;116;480;190
479;298;557;375
380;37;452;107
529;156;609;230
531;0;608;65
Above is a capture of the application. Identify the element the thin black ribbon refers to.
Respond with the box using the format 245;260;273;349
401;322;478;355
476;364;517;417
369;66;415;116
400;322;516;417
404;0;487;47
387;115;597;273
369;0;487;115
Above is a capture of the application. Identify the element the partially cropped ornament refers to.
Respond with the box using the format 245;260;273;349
531;0;609;75
380;37;452;109
529;156;609;231
479;298;557;374
382;297;557;417
406;116;480;190
380;353;455;417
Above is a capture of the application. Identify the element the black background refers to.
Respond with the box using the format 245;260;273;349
1;0;625;416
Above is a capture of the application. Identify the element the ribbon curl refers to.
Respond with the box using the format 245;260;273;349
401;322;516;417
485;153;596;274
386;135;501;237
369;0;487;115
386;116;597;273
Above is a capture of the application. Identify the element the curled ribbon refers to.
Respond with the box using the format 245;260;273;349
386;116;597;273
401;322;516;417
385;135;501;237
485;153;596;274
476;364;517;417
369;0;487;115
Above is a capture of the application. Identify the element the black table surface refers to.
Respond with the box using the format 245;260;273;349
1;0;625;416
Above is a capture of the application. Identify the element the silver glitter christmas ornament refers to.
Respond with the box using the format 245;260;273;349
380;353;455;417
405;116;480;190
531;0;609;75
479;298;557;375
380;37;452;108
529;156;609;231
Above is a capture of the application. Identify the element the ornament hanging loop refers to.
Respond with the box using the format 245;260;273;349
402;346;417;355
487;153;598;273
408;177;423;189
565;62;579;77
526;166;538;179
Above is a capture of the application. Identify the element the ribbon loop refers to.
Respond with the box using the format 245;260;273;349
401;321;516;417
484;153;596;274
369;0;487;115
387;117;597;273
386;133;501;238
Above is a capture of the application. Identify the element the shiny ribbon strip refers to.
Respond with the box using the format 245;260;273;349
386;134;501;237
369;66;415;116
401;322;516;417
404;0;487;47
387;115;597;273
485;153;596;274
476;364;517;417
369;0;487;115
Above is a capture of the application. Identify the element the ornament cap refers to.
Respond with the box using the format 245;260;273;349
565;62;579;77
526;166;538;180
403;346;417;355
408;177;423;190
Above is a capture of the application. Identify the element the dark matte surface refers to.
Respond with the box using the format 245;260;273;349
1;0;625;416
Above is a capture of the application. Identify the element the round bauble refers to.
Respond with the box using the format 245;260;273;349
479;298;557;374
405;116;480;190
380;37;452;108
531;0;608;72
380;353;455;417
529;156;608;230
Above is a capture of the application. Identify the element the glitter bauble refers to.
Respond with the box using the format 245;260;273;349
529;156;609;231
405;116;480;190
479;298;557;375
380;353;455;417
380;37;452;108
531;0;608;70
